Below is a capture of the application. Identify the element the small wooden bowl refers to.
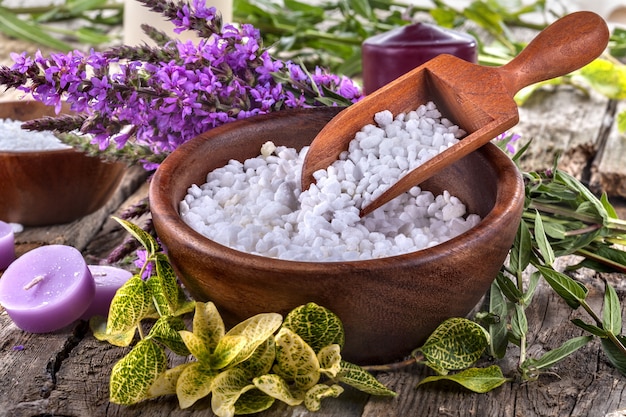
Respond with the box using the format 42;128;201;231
0;101;126;226
150;107;525;364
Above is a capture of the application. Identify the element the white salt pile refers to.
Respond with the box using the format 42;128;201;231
180;101;481;262
0;119;70;151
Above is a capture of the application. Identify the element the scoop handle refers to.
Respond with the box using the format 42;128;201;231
500;11;609;96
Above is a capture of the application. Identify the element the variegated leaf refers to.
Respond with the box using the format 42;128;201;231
236;337;276;378
317;344;342;378
338;361;396;396
109;339;168;405
148;316;190;356
225;312;283;367
304;384;344;411
90;315;136;347
210;335;248;369
232;389;275;415
211;368;257;417
274;327;320;390
418;318;489;373
147;363;191;398
154;253;182;314
193;301;225;352
179;330;212;363
106;275;154;336
176;361;217;409
283;303;344;352
253;374;303;406
113;216;158;255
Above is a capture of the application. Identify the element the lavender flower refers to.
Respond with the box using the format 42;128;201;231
0;0;363;168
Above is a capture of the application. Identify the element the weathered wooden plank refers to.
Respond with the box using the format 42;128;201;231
591;99;626;198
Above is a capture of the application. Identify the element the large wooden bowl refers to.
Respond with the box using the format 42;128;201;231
0;101;126;226
150;107;525;364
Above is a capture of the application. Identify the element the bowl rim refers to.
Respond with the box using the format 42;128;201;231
150;109;525;269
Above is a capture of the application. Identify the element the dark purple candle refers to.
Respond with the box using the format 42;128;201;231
361;22;477;94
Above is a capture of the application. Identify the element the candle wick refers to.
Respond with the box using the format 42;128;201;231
92;272;108;277
23;275;45;290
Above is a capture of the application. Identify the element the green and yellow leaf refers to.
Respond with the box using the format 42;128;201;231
317;344;342;378
106;275;154;336
282;303;345;352
147;363;191;398
253;374;303;406
90;315;136;347
148;316;190;356
109;339;168;405
211;368;257;417
154;253;182;314
236;337;276;378
417;365;509;393
418;318;489;373
210;335;249;369
176;361;218;409
337;361;396;396
225;312;283;367
179;330;212;363
193;301;226;352
113;217;159;255
232;389;275;415
304;384;344;411
274;327;320;390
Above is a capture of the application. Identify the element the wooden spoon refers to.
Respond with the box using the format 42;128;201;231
300;11;609;217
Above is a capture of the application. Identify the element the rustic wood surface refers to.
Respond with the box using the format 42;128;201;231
1;35;626;417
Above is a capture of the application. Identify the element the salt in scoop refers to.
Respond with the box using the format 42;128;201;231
300;11;610;217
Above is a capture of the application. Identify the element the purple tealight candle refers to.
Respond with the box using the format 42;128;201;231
80;265;133;320
0;245;95;333
0;221;15;270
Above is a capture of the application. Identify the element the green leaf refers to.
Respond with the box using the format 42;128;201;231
418;318;490;374
148;316;190;356
495;271;523;302
304;384;344;412
253;374;303;406
337;361;396;396
571;319;608;337
179;330;212;363
211;368;258;417
603;281;622;335
522;271;541;306
417;365;509;393
274;327;320;390
106;275;154;336
282;302;345;352
113;216;159;256
533;211;555;266
537;265;588;309
0;6;73;51
510;219;532;273
109;339;168;405
524;336;592;371
601;335;626;376
488;281;509;359
510;304;528;342
176;361;218;409
578;58;626;100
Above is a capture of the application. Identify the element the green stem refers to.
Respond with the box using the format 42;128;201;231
576;248;626;274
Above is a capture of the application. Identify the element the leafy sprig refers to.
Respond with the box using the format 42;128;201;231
93;217;395;415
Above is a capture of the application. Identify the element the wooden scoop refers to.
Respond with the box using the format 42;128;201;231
300;11;609;217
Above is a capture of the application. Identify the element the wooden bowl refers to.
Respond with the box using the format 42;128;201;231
0;101;126;226
149;107;525;364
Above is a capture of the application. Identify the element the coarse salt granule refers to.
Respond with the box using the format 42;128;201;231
0;119;70;152
180;102;481;262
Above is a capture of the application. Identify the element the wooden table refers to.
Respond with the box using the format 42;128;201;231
1;84;626;416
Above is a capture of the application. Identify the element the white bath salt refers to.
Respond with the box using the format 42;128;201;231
180;101;481;262
0;119;70;151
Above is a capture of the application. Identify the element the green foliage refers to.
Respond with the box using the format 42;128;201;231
94;218;395;415
417;365;509;393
